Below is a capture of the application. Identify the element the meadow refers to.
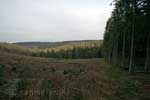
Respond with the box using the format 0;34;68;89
0;41;150;100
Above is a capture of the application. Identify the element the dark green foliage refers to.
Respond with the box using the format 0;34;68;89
51;67;56;73
103;0;150;72
33;46;103;59
0;65;4;85
63;70;68;75
16;79;26;94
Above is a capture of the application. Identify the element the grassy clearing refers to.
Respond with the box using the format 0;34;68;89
0;52;149;100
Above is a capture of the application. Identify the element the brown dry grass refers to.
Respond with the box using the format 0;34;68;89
0;52;150;100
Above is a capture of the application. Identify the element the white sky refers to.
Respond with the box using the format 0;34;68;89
0;0;113;42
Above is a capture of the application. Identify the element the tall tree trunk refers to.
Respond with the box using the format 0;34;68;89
122;32;126;67
129;0;136;73
115;39;118;65
108;47;112;63
112;38;116;64
113;39;118;65
129;30;134;73
145;33;150;72
133;42;135;68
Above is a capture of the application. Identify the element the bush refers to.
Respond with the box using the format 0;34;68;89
0;65;4;85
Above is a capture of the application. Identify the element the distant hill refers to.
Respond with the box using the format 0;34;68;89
14;40;102;48
14;42;55;48
0;40;103;58
0;43;32;55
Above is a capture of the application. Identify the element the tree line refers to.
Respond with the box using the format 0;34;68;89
103;0;150;73
32;46;102;59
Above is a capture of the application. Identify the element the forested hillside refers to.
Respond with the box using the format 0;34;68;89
0;40;103;59
103;0;150;73
32;40;102;59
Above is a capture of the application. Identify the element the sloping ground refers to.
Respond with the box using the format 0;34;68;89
0;40;102;56
15;40;102;48
0;43;32;56
0;52;150;100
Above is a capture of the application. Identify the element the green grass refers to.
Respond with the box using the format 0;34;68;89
105;64;150;100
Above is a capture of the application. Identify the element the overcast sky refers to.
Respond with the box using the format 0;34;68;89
0;0;113;42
